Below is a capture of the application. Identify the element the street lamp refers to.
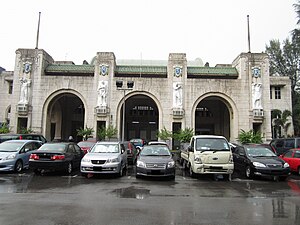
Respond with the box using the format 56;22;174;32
116;80;134;142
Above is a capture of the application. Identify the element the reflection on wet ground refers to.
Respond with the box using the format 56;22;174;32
112;186;150;199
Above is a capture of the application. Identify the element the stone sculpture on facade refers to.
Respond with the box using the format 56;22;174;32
19;77;31;104
252;83;262;109
97;80;108;107
173;82;183;108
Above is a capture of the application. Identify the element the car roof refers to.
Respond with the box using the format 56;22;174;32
2;139;41;143
193;135;227;140
95;141;121;144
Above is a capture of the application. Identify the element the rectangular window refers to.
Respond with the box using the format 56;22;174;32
8;81;13;94
274;87;281;99
270;87;272;99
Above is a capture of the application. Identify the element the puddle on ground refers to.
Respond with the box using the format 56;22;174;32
111;186;150;200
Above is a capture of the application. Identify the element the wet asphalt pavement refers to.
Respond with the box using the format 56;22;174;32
1;165;300;225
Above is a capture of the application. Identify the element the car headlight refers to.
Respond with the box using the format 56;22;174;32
81;158;91;162
136;160;146;168
253;162;266;168
107;158;119;163
167;161;175;168
4;154;16;160
283;162;290;168
194;156;202;164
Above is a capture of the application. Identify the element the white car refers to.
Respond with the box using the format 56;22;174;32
80;141;127;177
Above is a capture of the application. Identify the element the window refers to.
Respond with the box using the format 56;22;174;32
274;87;281;99
7;81;13;94
284;150;293;158
270;87;272;99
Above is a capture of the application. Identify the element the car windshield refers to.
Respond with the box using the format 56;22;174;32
246;147;276;157
0;142;23;152
91;144;119;153
140;146;171;156
39;144;65;152
78;142;94;148
195;138;229;151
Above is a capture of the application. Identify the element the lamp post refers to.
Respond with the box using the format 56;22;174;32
116;80;134;142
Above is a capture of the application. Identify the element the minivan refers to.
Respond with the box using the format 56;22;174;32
270;137;300;155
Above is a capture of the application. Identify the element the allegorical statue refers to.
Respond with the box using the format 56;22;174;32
19;77;31;104
252;83;262;109
173;82;183;108
97;80;108;107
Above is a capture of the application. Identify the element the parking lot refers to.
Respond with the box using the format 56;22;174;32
1;163;300;225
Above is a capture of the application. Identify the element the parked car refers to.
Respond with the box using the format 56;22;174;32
270;137;300;155
232;144;290;180
0;133;47;144
0;140;42;172
77;140;96;154
136;144;175;179
130;138;146;149
279;148;300;175
29;142;84;174
148;141;169;146
123;141;138;164
80;141;127;177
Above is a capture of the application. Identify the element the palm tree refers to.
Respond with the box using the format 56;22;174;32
271;109;292;138
294;0;300;25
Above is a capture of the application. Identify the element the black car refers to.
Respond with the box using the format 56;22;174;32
233;144;290;180
0;133;47;144
29;142;84;174
136;144;175;179
270;138;300;155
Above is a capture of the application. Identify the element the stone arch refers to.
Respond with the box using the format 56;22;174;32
116;91;163;142
191;92;238;142
42;89;87;142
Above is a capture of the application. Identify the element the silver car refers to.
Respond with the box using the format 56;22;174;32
0;140;42;172
80;141;127;177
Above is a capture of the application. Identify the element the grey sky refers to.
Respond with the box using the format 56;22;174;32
0;0;297;71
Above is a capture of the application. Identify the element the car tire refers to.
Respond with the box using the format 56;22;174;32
298;167;300;176
245;166;253;179
189;166;196;178
14;160;23;173
119;165;123;177
223;174;232;181
66;162;73;175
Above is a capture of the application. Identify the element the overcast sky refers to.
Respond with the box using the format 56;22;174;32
0;0;298;71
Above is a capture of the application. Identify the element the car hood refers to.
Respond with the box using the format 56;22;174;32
83;152;120;160
138;155;173;163
0;151;17;158
249;156;285;165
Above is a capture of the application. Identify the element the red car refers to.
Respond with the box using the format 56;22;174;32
77;141;96;154
280;148;300;175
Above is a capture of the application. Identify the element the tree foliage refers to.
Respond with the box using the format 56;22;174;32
97;125;117;141
77;126;94;141
237;129;262;144
271;109;292;138
0;123;10;134
156;127;172;141
173;128;194;143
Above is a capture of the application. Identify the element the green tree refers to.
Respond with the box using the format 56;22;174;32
237;129;262;144
156;127;172;142
77;126;94;141
173;128;194;143
271;109;292;138
18;126;34;134
97;125;117;141
0;123;10;134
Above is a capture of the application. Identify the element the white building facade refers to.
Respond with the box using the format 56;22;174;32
0;48;293;147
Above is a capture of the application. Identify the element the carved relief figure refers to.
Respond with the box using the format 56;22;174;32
19;77;31;104
173;82;183;108
252;83;262;109
97;80;108;107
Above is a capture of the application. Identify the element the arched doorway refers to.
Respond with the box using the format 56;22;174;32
121;94;159;142
46;93;85;142
195;96;230;140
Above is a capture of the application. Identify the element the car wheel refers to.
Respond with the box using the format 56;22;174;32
298;167;300;176
245;166;253;179
14;160;23;172
66;162;73;174
119;165;123;177
189;166;196;178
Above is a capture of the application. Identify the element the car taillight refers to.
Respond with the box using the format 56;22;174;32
51;155;65;160
30;154;39;160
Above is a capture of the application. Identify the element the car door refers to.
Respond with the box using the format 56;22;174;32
72;144;83;168
292;150;300;173
233;146;247;172
21;141;42;167
120;143;127;167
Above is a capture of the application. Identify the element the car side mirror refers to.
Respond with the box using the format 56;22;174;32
188;146;193;152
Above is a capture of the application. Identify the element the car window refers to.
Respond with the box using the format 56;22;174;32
284;150;293;158
246;147;276;157
92;144;119;153
275;140;284;148
0;142;23;152
39;143;66;152
294;151;300;158
236;147;245;155
195;138;229;151
33;142;42;150
73;144;82;155
284;139;295;148
297;139;300;148
67;144;75;153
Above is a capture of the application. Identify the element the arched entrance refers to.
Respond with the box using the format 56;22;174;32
45;93;85;142
195;96;230;140
121;94;159;142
